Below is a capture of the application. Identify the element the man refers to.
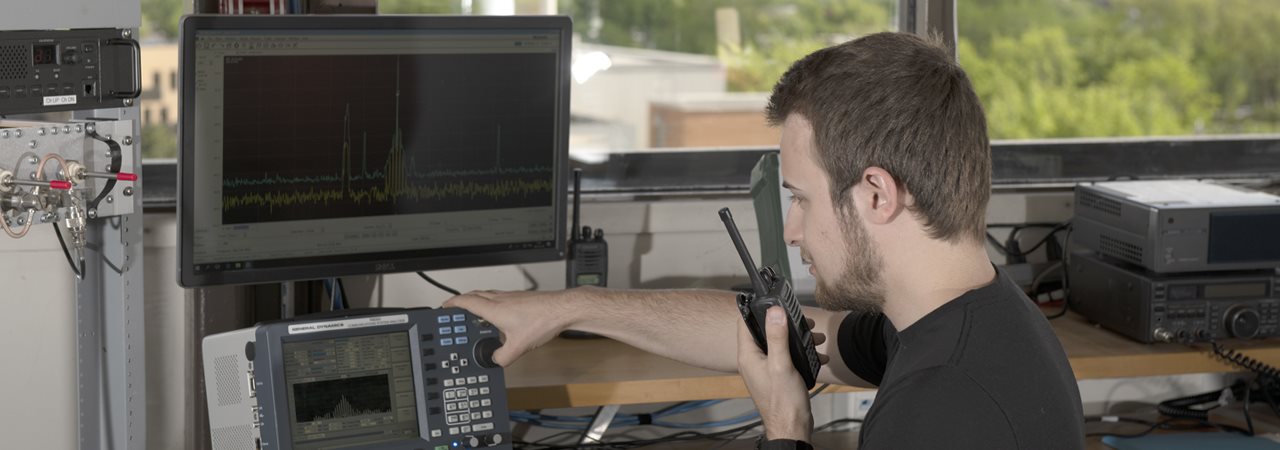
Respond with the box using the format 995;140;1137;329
447;32;1084;449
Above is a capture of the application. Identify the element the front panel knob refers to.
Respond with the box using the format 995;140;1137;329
1226;306;1261;339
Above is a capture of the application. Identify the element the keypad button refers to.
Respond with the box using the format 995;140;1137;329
450;353;459;361
460;359;469;367
446;403;457;411
479;387;490;395
448;426;459;435
481;411;493;419
471;412;482;420
456;336;469;345
451;366;461;374
478;375;489;383
468;388;478;396
474;422;494;432
438;316;451;324
452;314;466;322
430;429;442;438
454;325;467;334
481;399;491;407
469;400;479;408
455;378;466;386
440;338;454;346
439;327;453;335
466;377;477;385
461;425;472;433
444;379;454;387
442;361;451;368
445;391;456;400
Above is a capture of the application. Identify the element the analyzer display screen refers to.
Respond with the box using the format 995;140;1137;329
283;331;420;449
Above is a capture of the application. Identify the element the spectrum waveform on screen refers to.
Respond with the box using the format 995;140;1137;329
221;106;552;213
218;55;555;223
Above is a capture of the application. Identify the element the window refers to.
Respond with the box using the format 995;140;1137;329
378;1;897;154
958;0;1280;140
140;0;183;159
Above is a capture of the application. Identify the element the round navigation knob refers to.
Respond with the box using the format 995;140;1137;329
483;433;504;446
474;337;502;368
1226;306;1262;339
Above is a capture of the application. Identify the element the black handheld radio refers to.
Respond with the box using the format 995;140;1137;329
567;169;607;288
719;207;821;389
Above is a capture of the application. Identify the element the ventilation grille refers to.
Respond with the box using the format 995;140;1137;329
211;424;251;450
579;252;605;266
0;45;26;80
213;355;243;406
1099;234;1143;265
1079;191;1122;217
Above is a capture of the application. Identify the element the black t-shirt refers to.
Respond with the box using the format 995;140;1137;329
836;268;1085;449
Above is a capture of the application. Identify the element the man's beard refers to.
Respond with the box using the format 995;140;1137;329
813;208;887;313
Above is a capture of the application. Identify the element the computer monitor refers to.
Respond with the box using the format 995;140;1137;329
177;15;571;287
750;152;817;304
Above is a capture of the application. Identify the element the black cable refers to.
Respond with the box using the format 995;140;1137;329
1244;376;1256;436
986;222;1063;229
53;221;83;278
985;222;1071;258
1210;341;1280;381
335;277;349;309
1045;224;1074;320
1083;416;1244;439
418;272;461;296
83;127;122;212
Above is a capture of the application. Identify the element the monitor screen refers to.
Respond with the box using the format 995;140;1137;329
282;331;419;449
178;15;570;287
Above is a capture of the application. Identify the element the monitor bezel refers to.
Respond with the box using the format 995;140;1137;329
176;14;571;287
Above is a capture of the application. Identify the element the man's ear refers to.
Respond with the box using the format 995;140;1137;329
856;167;901;225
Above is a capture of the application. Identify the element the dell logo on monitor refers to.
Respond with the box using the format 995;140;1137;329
375;263;397;272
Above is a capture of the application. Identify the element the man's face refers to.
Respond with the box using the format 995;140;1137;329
779;115;886;313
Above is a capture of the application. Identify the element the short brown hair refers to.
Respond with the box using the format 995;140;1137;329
766;32;991;244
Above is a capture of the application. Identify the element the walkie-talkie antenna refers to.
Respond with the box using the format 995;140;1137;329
719;208;767;295
571;168;582;244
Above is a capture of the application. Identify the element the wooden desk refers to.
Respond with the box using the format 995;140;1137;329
504;312;1280;410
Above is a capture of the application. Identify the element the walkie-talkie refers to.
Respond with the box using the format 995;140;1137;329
561;169;608;339
719;207;821;389
567;169;607;288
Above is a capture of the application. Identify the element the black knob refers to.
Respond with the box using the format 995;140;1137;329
465;436;480;448
1226;306;1261;339
482;433;504;446
62;49;78;65
474;337;502;369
